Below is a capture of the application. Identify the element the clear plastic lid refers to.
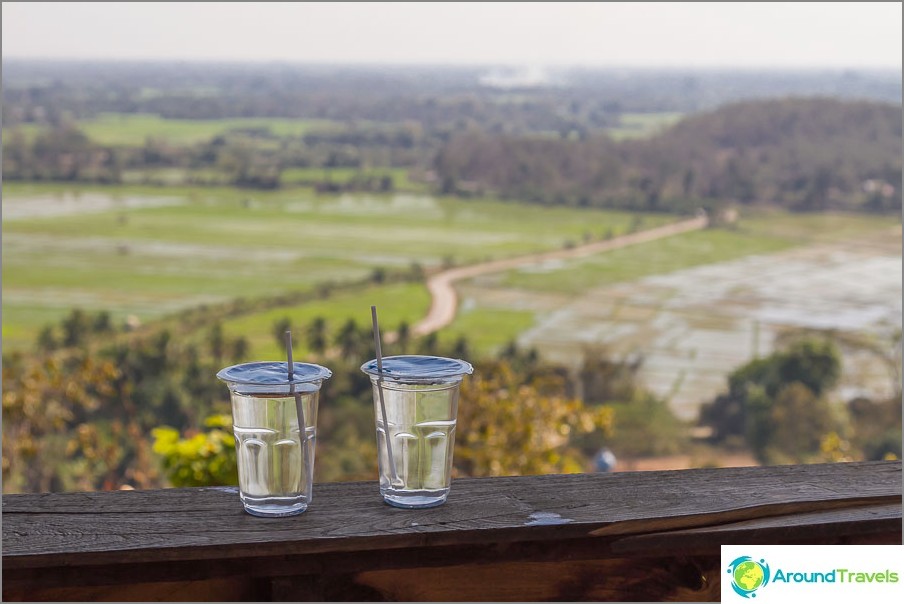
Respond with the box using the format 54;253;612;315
360;355;473;383
217;361;332;386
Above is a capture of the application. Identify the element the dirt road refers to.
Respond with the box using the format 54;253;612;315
412;214;709;336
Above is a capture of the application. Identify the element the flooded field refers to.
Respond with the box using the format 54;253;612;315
463;227;902;421
4;186;900;417
1;185;658;350
1;191;183;219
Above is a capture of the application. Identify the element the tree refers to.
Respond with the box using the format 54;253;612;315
773;339;841;397
699;338;842;463
207;322;225;365
231;336;250;363
780;328;902;401
579;347;643;404
417;332;438;355
306;317;328;355
755;382;833;464
92;311;114;334
451;336;470;360
395;321;411;354
61;309;90;348
455;360;613;477
845;396;902;461
0;351;150;493
335;319;363;360
36;326;58;352
272;317;293;350
601;393;687;459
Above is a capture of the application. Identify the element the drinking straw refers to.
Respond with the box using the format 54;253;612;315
285;331;308;445
371;306;401;486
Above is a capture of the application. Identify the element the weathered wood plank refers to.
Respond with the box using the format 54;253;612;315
274;526;900;604
6;506;899;594
1;577;258;603
7;527;896;603
611;502;903;554
278;556;724;602
3;461;900;574
2;462;901;602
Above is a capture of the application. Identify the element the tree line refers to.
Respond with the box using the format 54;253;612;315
435;98;902;213
4;61;899;125
4;98;899;216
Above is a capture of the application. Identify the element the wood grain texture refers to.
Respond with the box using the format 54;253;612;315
2;461;901;602
611;503;902;554
1;577;258;603
280;556;723;602
5;462;899;566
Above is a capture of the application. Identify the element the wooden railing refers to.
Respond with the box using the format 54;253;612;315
3;461;901;601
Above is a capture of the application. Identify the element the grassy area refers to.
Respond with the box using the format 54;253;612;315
438;308;536;357
219;282;431;361
10;181;888;359
501;228;792;293
215;285;535;361
79;114;339;146
606;112;684;140
499;212;899;294
3;114;339;147
2;183;663;350
738;209;901;244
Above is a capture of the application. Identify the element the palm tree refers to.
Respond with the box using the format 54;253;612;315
272;317;292;350
335;319;362;360
417;332;438;356
452;336;470;360
306;317;328;355
396;321;411;354
231;336;250;363
208;323;225;365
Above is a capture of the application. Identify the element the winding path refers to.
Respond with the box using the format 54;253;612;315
412;214;709;336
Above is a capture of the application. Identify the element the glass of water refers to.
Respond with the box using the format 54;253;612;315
360;355;473;508
217;361;331;517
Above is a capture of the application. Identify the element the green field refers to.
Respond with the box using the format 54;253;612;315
1;183;668;350
438;307;537;355
501;229;792;293
499;212;898;294
220;282;431;361
607;112;684;140
215;286;533;360
7;182;894;358
77;114;338;146
3;114;338;147
5;274;533;362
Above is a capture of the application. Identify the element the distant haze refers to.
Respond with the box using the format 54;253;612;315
2;2;901;69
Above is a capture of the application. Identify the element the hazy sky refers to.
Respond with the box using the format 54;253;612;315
3;2;902;68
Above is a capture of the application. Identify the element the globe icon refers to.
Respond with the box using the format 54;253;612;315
733;560;765;592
